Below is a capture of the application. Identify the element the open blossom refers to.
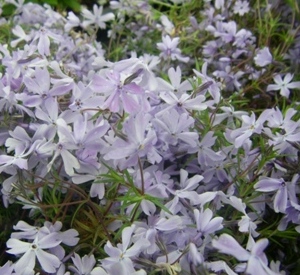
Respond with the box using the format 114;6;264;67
267;73;300;98
254;175;299;214
32;27;62;56
104;112;162;169
233;0;250;16
157;35;189;62
194;208;223;237
102;225;150;274
82;4;115;29
6;233;61;273
230;111;269;148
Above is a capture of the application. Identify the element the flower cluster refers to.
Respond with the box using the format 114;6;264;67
0;0;300;274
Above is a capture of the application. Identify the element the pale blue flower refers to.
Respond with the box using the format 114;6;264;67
82;4;115;29
6;233;61;273
157;35;189;63
212;234;279;275
254;47;273;67
267;73;300;98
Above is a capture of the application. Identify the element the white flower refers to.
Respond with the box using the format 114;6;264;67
267;73;300;98
6;233;61;273
233;0;250;16
82;4;115;29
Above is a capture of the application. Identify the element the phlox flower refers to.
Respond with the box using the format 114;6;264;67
6;233;61;273
42;221;79;247
158;15;175;35
157;35;189;63
10;25;31;48
211;106;248;127
69;253;98;275
165;169;204;213
153;108;198;147
22;67;52;107
102;225;150;274
0;82;34;117
233;0;250;16
212;234;279;275
214;21;237;43
265;107;297;129
92;68;144;114
225;196;260;248
65;11;81;32
193;62;221;103
82;4;115;29
254;176;294;213
230;111;268;148
47;118;80;176
159;90;207;113
267;73;300;98
0;139;38;173
254;47;273;67
134;215;182;254
193;208;223;237
49;61;75;95
32;27;62;56
104;112;162;169
11;220;39;240
156;66;193;95
69;81;103;112
2;44;47;79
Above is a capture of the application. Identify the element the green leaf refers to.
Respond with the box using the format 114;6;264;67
61;0;81;12
1;4;16;16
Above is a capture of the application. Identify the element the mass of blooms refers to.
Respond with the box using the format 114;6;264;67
0;0;300;274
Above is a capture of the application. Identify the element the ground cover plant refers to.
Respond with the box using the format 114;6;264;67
0;0;300;274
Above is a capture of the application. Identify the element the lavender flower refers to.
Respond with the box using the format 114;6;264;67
254;47;273;67
254;176;290;213
104;112;162;169
102;225;150;273
230;111;267;148
0;261;14;275
157;35;189;63
194;208;223;237
69;253;97;275
212;234;279;275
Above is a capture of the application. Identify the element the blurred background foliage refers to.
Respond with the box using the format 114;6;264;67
1;0;99;15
